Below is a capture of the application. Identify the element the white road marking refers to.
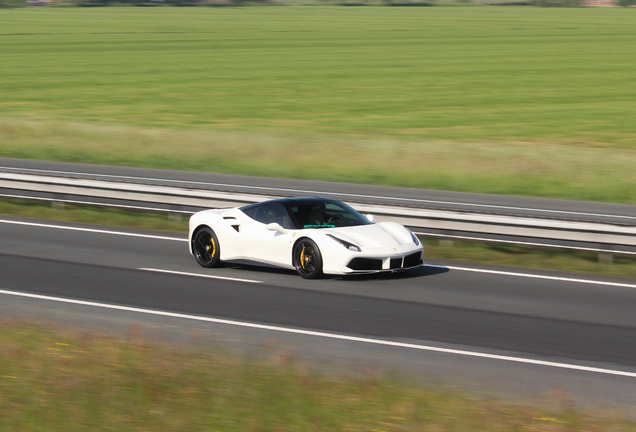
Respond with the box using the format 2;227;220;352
443;265;636;289
140;268;262;284
2;166;634;221
0;287;635;379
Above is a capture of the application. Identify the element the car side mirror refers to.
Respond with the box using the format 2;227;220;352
266;222;288;234
365;214;376;223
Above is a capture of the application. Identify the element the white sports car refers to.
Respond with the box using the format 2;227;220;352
189;197;423;279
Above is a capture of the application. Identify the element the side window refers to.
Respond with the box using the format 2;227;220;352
242;206;259;221
244;204;293;229
323;203;348;226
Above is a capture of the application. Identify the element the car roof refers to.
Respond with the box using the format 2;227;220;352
241;196;339;210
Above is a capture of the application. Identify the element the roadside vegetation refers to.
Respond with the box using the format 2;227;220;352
2;197;635;278
1;320;634;431
1;8;635;204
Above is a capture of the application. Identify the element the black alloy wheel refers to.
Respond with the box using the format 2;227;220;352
293;238;323;279
193;227;221;268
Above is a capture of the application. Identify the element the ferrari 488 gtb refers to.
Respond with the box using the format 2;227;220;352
189;197;423;279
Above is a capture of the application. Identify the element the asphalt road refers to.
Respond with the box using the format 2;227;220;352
1;216;635;410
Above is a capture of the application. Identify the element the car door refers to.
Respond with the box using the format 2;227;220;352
240;203;295;267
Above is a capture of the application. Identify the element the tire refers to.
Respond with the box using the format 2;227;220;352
293;238;323;279
192;227;221;268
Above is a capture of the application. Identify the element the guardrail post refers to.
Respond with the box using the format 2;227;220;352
439;239;455;248
52;194;66;211
598;252;614;264
168;204;182;222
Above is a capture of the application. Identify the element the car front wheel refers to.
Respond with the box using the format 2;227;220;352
293;238;323;279
193;227;221;268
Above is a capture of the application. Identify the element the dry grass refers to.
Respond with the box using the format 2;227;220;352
1;320;634;432
2;118;635;203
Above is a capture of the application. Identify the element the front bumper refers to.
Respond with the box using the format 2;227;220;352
343;250;423;273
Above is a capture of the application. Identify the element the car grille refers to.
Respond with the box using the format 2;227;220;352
347;252;422;272
347;258;383;271
404;252;423;268
390;257;402;269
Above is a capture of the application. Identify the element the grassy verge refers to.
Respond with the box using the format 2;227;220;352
1;8;636;203
1;320;634;431
0;198;189;233
421;238;636;279
2;198;635;278
3;119;636;204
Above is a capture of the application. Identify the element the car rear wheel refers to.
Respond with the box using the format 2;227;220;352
193;227;221;268
293;238;323;279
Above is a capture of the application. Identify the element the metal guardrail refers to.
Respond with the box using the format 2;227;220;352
1;172;635;256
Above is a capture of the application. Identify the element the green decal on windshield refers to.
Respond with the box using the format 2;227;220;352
304;224;335;228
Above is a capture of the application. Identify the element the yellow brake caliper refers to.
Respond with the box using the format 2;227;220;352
206;237;216;258
300;246;307;270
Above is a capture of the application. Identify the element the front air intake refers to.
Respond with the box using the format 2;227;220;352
347;258;383;271
404;252;423;268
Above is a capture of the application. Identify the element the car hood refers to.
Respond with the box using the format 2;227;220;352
324;222;416;248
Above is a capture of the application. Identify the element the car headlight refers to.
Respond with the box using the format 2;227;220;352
327;234;361;252
410;230;420;246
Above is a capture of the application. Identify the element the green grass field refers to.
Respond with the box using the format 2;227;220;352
1;7;635;203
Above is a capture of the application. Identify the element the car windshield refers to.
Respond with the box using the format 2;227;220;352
241;199;372;229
